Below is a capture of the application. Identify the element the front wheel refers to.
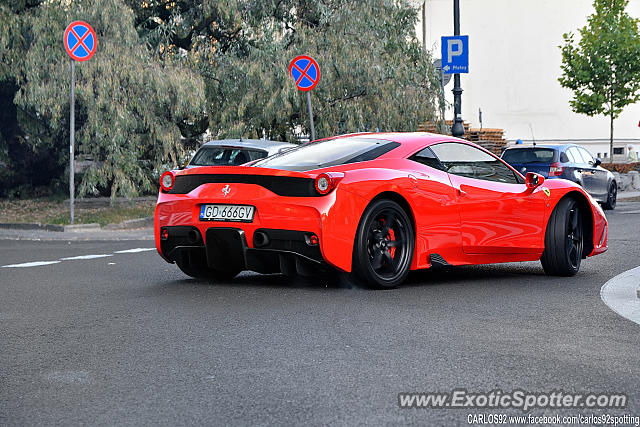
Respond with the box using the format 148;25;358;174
602;181;617;210
351;200;414;289
540;197;583;276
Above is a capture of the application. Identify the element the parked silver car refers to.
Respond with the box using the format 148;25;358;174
186;139;296;168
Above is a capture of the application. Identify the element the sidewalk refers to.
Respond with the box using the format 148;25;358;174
618;190;640;200
0;217;154;241
0;226;153;241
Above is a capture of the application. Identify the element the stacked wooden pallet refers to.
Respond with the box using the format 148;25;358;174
418;120;471;135
466;128;507;155
418;121;507;155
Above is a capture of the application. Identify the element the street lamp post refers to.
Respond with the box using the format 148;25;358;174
451;0;465;138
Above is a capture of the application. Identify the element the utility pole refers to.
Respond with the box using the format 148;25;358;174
451;0;465;138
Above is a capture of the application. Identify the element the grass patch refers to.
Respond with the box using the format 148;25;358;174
0;198;155;226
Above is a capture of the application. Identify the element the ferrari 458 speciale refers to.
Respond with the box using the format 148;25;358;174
155;133;608;289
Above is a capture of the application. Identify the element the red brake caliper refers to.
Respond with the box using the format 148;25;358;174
388;228;396;258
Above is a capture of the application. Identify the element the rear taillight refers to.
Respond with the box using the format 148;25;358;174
549;162;564;176
160;171;175;192
314;172;344;195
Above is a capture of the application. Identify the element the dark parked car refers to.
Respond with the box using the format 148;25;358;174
186;139;296;168
501;144;617;210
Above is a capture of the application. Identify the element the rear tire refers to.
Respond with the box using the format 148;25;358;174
351;200;414;289
602;181;617;210
540;197;583;276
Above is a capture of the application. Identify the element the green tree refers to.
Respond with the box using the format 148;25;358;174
0;0;205;198
129;0;442;141
559;0;640;160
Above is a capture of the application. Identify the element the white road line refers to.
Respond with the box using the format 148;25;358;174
2;261;61;268
600;266;640;326
1;247;155;268
59;254;113;261
113;248;155;254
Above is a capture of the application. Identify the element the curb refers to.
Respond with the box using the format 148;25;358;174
0;217;153;233
103;217;154;230
63;223;101;232
0;223;64;232
600;266;640;326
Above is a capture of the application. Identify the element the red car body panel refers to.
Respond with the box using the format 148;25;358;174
155;133;608;275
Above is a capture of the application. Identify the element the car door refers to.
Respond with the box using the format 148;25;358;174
577;147;608;198
566;146;596;193
429;142;547;255
406;146;462;264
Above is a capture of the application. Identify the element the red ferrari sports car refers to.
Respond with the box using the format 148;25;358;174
155;132;608;289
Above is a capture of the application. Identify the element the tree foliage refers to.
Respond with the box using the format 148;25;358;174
0;0;205;198
559;0;640;156
0;0;440;198
129;0;441;141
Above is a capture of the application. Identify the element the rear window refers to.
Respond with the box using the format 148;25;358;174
252;137;400;171
190;147;267;166
501;148;557;164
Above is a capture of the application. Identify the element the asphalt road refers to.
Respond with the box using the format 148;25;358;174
2;202;640;426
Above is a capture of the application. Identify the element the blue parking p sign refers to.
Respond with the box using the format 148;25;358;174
441;35;469;74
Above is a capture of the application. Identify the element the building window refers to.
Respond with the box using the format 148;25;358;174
597;153;601;158
613;147;624;155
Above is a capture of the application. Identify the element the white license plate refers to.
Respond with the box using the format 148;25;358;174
199;204;255;222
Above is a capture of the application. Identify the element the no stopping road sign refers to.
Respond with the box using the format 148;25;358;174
289;55;320;92
64;21;97;62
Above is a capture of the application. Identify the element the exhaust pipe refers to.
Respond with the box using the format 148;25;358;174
187;229;201;244
253;231;270;248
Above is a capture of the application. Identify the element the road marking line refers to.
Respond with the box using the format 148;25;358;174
59;254;113;260
600;265;640;326
1;261;61;268
113;248;155;254
1;247;155;268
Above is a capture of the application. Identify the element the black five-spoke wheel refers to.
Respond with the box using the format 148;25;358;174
540;197;584;276
352;200;414;289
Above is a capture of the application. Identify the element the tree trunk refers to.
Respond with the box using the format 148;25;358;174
610;108;614;163
609;88;614;163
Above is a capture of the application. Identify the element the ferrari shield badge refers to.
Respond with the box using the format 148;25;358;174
542;187;551;197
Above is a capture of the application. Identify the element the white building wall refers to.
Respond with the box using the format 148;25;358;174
418;0;640;160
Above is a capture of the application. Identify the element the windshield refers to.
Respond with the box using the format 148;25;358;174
502;148;557;164
252;137;400;171
190;147;267;166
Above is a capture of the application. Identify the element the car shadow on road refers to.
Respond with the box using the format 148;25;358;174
402;262;546;288
153;261;548;293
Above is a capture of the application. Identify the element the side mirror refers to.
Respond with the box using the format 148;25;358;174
594;158;602;166
525;172;545;189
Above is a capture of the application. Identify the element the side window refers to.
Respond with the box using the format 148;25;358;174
430;142;521;184
567;147;583;164
409;147;446;171
578;148;595;165
559;151;570;163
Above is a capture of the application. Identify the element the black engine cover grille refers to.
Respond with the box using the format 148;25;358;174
168;174;319;197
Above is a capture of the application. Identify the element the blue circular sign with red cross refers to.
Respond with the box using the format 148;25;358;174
64;21;97;62
289;55;320;92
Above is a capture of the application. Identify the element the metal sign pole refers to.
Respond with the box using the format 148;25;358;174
451;0;465;138
306;91;316;141
69;60;75;225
